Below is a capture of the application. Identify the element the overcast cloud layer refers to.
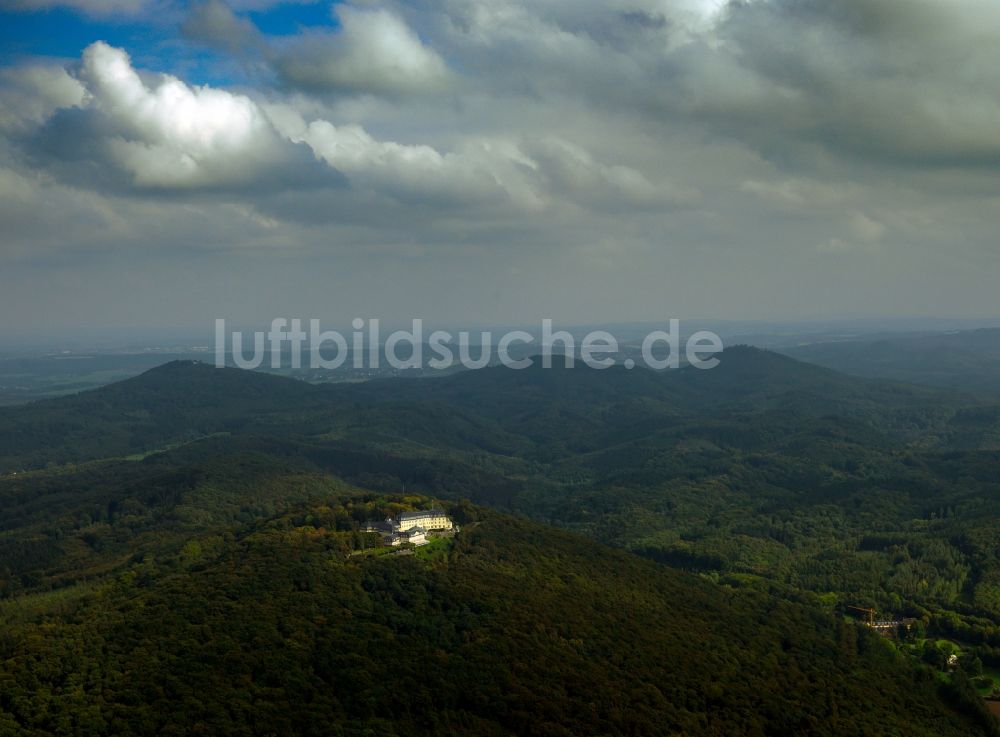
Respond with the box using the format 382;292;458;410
1;0;999;337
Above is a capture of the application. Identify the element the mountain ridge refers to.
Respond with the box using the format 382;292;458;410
2;346;994;472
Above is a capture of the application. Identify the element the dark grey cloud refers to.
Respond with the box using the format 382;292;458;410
0;0;148;15
181;0;265;54
703;0;1000;167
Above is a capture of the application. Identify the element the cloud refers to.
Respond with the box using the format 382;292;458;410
275;5;450;95
847;211;886;243
0;66;85;132
739;178;857;211
15;42;338;192
285;116;544;209
0;0;147;15
6;41;673;222
0;0;304;14
4;1;1000;331
181;0;265;54
78;42;262;149
69;41;296;188
696;0;1000;166
374;0;1000;173
271;106;679;213
524;137;697;210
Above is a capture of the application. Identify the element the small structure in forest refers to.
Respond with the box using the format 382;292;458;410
366;509;454;547
848;606;916;637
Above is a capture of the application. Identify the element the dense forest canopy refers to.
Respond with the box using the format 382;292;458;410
2;348;1000;734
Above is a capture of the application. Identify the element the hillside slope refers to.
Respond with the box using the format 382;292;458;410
0;501;991;737
0;361;319;470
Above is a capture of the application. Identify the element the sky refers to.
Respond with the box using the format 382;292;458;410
1;0;999;339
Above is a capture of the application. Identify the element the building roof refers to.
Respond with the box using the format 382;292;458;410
397;509;447;521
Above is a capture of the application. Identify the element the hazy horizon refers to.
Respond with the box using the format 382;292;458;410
6;315;1000;355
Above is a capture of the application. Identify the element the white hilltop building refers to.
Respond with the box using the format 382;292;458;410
395;509;453;533
368;508;455;547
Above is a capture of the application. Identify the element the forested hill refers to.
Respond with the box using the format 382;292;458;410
337;344;952;412
2;346;997;471
0;360;319;469
0;498;991;737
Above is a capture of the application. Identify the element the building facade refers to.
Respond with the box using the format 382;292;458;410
396;509;454;532
370;508;455;548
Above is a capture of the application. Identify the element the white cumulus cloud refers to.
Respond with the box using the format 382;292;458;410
8;42;669;218
68;42;288;188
